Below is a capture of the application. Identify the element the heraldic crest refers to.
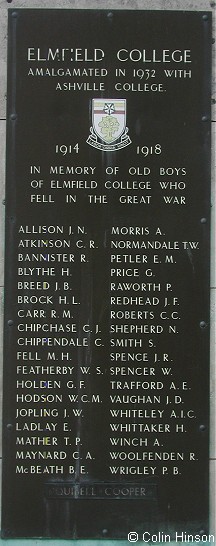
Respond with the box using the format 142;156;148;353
87;99;132;151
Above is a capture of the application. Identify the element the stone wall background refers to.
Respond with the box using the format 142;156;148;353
0;1;215;544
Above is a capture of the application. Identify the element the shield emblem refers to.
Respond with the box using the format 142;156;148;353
92;99;126;144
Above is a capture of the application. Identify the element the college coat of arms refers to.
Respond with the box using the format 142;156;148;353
87;99;131;151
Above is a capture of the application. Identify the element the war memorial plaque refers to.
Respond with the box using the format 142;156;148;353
2;9;211;540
